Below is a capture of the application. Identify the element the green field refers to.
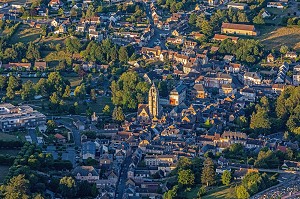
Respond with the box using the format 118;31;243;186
0;165;9;183
0;132;19;141
258;26;300;50
10;24;41;44
203;185;236;199
0;149;19;156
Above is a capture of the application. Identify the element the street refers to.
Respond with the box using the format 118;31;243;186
115;155;132;199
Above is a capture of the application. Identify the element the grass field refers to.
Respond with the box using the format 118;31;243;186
0;132;19;141
177;184;236;199
258;26;300;50
0;166;9;183
0;149;19;156
203;185;236;199
10;24;41;44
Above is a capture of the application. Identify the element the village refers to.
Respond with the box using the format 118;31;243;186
1;0;300;198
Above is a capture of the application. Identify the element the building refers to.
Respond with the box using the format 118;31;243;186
227;2;247;10
213;34;239;43
193;84;206;99
169;84;187;106
73;166;99;182
221;23;258;36
148;83;160;118
0;104;46;132
137;83;160;121
243;72;262;86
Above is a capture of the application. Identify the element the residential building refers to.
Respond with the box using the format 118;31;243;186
169;84;187;106
0;104;46;132
221;23;258;36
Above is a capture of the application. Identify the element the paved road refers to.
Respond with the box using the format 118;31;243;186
115;155;132;199
144;2;169;49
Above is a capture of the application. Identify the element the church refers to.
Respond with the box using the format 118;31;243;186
137;83;161;122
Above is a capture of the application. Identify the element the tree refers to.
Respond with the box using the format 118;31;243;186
197;186;206;198
201;20;213;37
6;75;19;99
253;15;264;24
178;169;195;187
221;170;232;186
112;106;125;122
63;85;71;99
201;158;215;186
59;176;77;198
163;185;178;199
102;105;110;115
90;89;97;102
118;46;128;63
2;174;29;199
20;80;35;100
177;157;192;170
250;106;271;134
74;84;86;99
280;45;289;54
65;37;81;54
236;185;250;199
26;42;40;61
46;120;56;133
189;13;197;26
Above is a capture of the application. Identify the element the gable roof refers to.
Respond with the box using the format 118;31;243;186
222;23;255;32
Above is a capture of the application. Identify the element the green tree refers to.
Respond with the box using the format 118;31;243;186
178;169;195;187
280;45;289;54
201;158;215;186
118;46;128;63
221;170;232;186
197;186;206;198
201;20;213;37
63;85;71;99
250;106;271;133
74;84;86;99
102;105;110;115
112;106;125;122
59;176;77;198
3;174;29;199
253;15;264;24
65;37;81;54
189;13;197;25
90;89;97;102
20;80;35;100
163;185;178;199
236;185;250;199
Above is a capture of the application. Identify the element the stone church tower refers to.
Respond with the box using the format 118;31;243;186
148;83;159;118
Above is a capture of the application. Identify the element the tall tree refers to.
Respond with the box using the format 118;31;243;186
221;170;232;186
178;169;195;187
59;176;77;198
112;106;125;122
201;158;215;186
3;174;29;199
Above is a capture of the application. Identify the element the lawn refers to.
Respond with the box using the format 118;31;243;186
78;96;113;114
0;132;19;141
9;24;41;44
65;76;83;88
0;165;9;183
0;149;19;156
177;185;201;199
203;185;237;199
257;26;300;50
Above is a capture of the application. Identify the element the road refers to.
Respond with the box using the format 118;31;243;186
144;2;169;49
115;155;132;199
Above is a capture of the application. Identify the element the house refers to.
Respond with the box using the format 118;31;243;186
267;2;286;8
54;133;66;143
213;34;239;43
275;62;289;83
272;84;285;94
240;87;256;102
73;166;99;182
6;62;32;71
227;2;247;10
285;52;297;59
221;23;258;36
82;141;96;160
267;53;275;62
262;10;271;18
193;84;207;99
144;155;177;166
48;0;64;9
282;160;300;170
243;72;262;86
169;84;187;105
74;120;85;130
89;31;103;41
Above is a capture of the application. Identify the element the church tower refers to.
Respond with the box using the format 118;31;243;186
148;83;159;118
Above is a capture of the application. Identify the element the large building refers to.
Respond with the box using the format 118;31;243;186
221;23;258;36
169;84;187;106
0;103;46;132
137;83;160;122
